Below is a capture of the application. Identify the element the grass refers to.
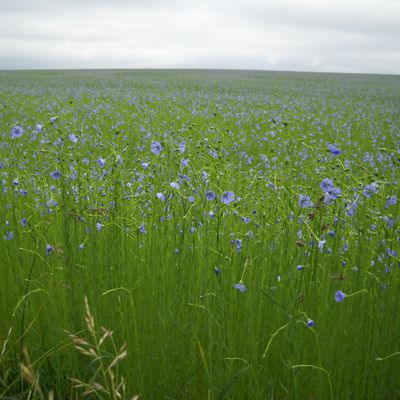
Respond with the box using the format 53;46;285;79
0;69;399;399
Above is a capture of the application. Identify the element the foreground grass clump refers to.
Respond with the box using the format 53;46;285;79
0;69;399;399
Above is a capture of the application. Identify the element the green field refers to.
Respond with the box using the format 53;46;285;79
0;69;399;399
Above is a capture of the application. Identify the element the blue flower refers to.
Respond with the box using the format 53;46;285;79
328;145;341;155
50;170;61;180
170;182;180;190
214;266;222;277
307;319;315;328
156;192;166;201
329;187;341;200
346;203;357;216
21;218;28;226
139;223;147;234
385;195;397;208
387;248;398;258
335;290;346;303
205;190;216;201
296;264;304;270
363;183;378;198
3;231;14;240
235;239;242;253
151;141;162;155
96;222;103;231
46;244;54;256
221;191;235;205
97;158;106;168
141;162;150;170
299;194;313;208
11;125;24;138
234;282;248;292
69;133;78;143
320;178;333;193
179;141;186;153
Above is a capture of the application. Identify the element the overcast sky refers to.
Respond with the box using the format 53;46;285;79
0;0;399;74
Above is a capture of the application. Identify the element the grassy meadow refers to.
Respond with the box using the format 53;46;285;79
0;69;399;399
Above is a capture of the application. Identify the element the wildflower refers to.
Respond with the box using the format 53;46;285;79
139;223;147;234
11;125;24;138
221;191;235;205
50;170;61;180
201;171;208;184
363;183;378;198
179;141;186;153
46;244;54;256
335;290;346;303
383;216;394;229
97;158;106;168
234;282;248;292
188;195;195;203
205;191;215;201
78;243;85;250
21;218;28;226
346;204;357;216
385;195;397;208
307;319;315;328
318;240;326;251
170;182;180;190
296;264;304;270
156;192;166;201
329;187;342;200
178;173;190;182
69;133;78;143
320;178;333;193
35;124;43;133
96;222;103;231
299;194;313;208
328;145;341;155
141;162;150;170
151;141;162;155
235;239;242;253
3;231;14;240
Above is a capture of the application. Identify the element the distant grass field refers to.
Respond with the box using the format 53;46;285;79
0;69;399;399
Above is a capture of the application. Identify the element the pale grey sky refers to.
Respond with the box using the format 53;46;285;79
0;0;399;74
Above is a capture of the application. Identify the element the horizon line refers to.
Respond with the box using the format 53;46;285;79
0;67;399;77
